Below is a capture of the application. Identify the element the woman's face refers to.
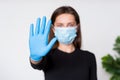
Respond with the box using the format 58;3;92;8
54;13;77;27
52;13;78;45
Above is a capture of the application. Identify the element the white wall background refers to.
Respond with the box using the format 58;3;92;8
0;0;120;80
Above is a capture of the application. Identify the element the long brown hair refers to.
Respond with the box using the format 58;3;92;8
49;6;82;49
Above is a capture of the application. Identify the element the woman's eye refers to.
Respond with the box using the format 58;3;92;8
56;25;63;27
70;25;74;27
56;25;62;27
68;23;76;27
68;25;74;27
54;24;63;27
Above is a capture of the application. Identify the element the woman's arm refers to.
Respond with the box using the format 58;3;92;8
30;58;42;64
89;53;97;80
30;57;48;70
29;17;56;70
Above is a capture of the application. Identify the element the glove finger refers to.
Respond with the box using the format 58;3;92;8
44;19;52;36
40;16;46;34
35;18;41;35
29;24;34;38
47;37;57;50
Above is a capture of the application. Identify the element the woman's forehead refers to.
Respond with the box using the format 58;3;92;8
55;13;76;23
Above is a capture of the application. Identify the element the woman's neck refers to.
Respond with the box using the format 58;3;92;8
58;43;75;53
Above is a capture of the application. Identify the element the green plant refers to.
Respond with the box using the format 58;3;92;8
101;36;120;80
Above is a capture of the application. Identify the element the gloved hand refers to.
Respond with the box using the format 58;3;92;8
29;16;57;61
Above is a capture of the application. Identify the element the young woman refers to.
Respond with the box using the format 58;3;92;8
29;6;97;80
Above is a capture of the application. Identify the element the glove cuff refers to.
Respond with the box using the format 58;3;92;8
30;56;43;62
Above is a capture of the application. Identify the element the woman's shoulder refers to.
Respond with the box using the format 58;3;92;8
77;48;97;63
77;48;96;58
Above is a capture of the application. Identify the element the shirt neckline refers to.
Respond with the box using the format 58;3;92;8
56;48;77;55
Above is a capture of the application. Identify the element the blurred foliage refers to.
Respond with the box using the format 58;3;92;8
113;36;120;54
101;36;120;80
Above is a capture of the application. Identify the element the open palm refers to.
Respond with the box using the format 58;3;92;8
29;16;57;61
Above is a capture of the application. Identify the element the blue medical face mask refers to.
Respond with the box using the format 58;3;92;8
54;26;77;44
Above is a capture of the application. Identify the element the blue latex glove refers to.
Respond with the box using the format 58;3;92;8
29;16;57;61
